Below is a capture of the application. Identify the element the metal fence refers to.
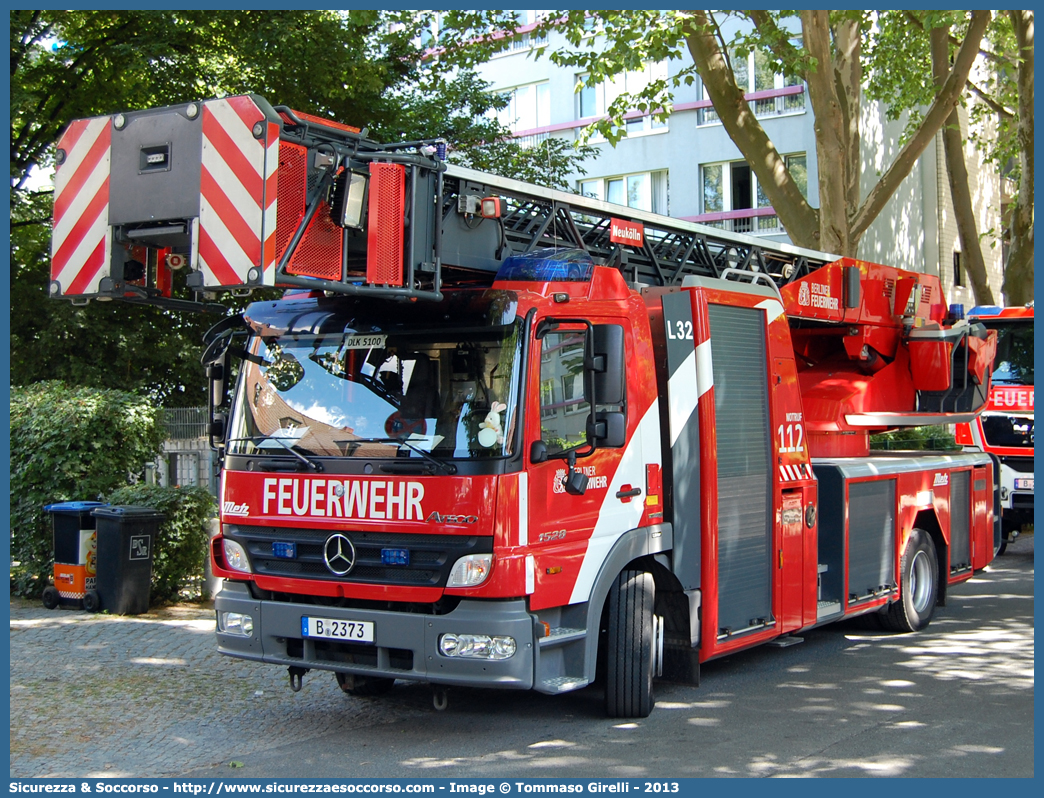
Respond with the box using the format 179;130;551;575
149;408;218;495
162;407;209;440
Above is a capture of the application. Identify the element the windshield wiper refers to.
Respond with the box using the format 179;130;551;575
228;436;324;472
351;437;458;475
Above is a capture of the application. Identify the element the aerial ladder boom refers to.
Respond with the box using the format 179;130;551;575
49;95;995;450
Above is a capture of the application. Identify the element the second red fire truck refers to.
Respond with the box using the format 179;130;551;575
51;95;999;717
955;304;1034;553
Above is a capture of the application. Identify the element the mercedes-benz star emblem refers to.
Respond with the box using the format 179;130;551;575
323;533;356;576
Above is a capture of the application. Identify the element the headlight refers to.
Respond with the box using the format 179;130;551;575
222;538;251;573
446;554;493;587
218;612;254;636
439;633;516;660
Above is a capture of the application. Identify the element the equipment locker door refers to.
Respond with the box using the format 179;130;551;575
707;303;774;637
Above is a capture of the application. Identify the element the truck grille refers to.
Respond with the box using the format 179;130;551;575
983;415;1034;449
1001;456;1035;473
224;525;492;588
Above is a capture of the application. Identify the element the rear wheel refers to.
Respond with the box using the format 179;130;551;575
882;529;938;632
83;590;101;613
41;586;60;610
605;569;655;718
334;672;395;697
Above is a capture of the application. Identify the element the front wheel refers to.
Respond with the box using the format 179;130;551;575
605;569;655;718
882;529;938;632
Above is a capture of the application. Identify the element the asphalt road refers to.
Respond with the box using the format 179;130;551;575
193;531;1035;779
11;533;1033;779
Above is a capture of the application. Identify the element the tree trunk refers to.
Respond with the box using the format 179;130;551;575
682;11;820;249
831;16;862;232
1002;10;1034;306
801;10;850;255
931;25;994;305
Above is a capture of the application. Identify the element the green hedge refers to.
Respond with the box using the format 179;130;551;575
106;484;216;605
10;381;165;597
870;425;960;451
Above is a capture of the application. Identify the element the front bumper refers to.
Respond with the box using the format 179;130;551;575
215;581;537;689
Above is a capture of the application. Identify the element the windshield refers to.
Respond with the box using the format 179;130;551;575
228;293;523;461
983;320;1033;386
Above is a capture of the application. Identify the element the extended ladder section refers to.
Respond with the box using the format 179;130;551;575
50;94;835;310
49;95;996;437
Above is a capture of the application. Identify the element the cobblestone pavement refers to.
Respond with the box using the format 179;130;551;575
9;600;429;778
10;532;1033;779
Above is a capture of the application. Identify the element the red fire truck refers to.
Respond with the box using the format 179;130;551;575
955;304;1034;553
51;96;999;717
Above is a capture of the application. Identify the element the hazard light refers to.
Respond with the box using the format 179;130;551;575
481;197;501;218
495;248;594;283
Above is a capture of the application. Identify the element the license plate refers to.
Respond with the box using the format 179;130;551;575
1014;477;1034;491
301;616;374;643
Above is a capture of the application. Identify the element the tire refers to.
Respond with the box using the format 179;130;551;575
41;586;60;610
998;518;1019;556
605;569;655;718
882;529;938;633
334;672;395;697
83;590;101;613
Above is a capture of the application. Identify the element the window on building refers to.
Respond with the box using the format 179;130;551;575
699;42;805;124
576;62;669;136
579;170;668;215
786;154;808;199
491;81;550;134
699;156;804;234
953;251;964;287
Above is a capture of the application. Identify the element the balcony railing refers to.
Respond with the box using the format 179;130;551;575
696;85;806;126
681;207;784;236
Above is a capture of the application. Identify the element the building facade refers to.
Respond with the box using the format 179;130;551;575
471;14;1006;305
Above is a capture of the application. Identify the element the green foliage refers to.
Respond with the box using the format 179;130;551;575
450;137;599;192
10;382;165;596
8;10;523;405
106;484;216;605
870;425;960;452
866;12;1023;185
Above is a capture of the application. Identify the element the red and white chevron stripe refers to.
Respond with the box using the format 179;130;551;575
51;117;112;295
197;96;278;288
779;463;813;482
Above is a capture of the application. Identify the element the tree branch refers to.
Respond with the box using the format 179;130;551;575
965;79;1015;118
682;10;820;247
851;10;991;241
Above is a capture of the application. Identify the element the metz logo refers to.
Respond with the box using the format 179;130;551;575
223;501;250;517
933;473;949;487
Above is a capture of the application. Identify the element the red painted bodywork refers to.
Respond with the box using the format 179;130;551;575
212;262;996;668
781;258;996;457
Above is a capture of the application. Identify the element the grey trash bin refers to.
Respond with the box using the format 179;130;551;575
89;505;165;614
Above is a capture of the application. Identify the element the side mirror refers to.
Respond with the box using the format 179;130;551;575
209;412;228;449
207;361;227;409
590;324;625;406
530;440;548;464
562;450;589;496
588;411;626;448
264;352;305;392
